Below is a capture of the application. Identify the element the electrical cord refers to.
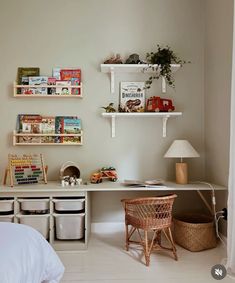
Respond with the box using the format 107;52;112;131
192;181;226;246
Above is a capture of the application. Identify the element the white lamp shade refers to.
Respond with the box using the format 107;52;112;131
164;140;200;158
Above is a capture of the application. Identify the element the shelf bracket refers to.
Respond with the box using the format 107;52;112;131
110;67;115;93
162;116;169;138
111;115;116;138
161;76;166;93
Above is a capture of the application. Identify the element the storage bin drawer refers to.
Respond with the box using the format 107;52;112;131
53;198;85;212
19;199;49;214
55;213;85;240
0;199;14;213
17;214;50;239
0;215;14;223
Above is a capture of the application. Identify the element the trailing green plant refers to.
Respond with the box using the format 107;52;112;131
145;45;189;89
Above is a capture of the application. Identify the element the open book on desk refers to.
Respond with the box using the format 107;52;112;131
122;179;166;188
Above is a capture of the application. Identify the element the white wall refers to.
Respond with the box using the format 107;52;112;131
0;0;206;222
205;0;234;235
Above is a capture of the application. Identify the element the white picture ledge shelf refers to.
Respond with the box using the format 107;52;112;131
102;112;182;138
13;131;83;146
100;64;181;93
13;82;83;98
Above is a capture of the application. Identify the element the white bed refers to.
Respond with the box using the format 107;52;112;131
0;222;64;283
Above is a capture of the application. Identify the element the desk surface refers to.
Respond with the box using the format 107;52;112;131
0;181;227;193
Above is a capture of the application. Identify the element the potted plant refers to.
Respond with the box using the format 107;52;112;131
145;45;189;89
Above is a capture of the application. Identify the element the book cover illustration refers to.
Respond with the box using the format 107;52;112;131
28;76;48;95
52;68;61;80
41;116;55;134
20;77;32;95
17;67;40;84
21;115;42;134
47;77;56;95
119;82;145;112
55;116;81;143
55;80;71;95
60;69;81;95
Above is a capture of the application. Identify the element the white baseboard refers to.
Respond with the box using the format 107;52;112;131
91;222;125;233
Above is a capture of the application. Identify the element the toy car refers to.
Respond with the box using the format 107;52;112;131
90;167;118;183
146;96;175;112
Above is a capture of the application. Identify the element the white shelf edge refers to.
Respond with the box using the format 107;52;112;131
101;112;182;138
100;64;181;93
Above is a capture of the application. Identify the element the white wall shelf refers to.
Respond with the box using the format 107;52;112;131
13;82;83;98
100;64;181;93
102;112;182;138
13;131;83;146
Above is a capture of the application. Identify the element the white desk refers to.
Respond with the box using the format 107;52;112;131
0;181;227;251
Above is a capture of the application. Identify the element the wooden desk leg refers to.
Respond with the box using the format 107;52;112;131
196;190;213;215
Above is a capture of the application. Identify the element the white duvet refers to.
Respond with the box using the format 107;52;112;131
0;222;64;283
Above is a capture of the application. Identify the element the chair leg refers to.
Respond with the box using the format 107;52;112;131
144;231;150;266
168;227;178;261
125;224;129;251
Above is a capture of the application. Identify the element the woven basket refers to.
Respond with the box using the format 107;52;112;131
173;214;217;252
60;161;80;179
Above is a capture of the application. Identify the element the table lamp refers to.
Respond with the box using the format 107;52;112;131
164;140;200;184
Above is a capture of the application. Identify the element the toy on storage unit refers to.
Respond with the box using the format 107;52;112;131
60;161;82;186
146;96;175;112
90;167;118;184
4;154;47;187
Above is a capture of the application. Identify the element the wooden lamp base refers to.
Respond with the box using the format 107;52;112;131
175;163;188;184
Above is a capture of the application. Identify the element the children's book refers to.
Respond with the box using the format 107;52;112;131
21;115;42;134
55;80;71;95
17;67;40;84
28;76;48;95
119;82;145;112
47;77;56;95
60;69;81;95
41;116;55;134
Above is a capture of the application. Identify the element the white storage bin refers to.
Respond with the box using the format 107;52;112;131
0;215;14;223
0;199;14;213
19;199;49;213
55;213;85;240
17;214;50;239
53;199;85;212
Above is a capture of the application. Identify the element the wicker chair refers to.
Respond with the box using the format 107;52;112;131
121;194;177;266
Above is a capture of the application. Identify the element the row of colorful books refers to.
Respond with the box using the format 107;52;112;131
17;67;81;95
16;115;82;144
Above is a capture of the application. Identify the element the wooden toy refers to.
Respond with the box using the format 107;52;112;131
4;154;47;187
90;167;118;184
146;96;175;112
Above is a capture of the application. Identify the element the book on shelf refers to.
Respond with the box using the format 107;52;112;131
47;77;56;95
28;76;48;95
18;136;42;144
55;116;81;143
41;116;55;134
122;179;165;187
55;80;71;95
17;67;40;84
17;114;42;134
119;82;145;112
61;68;81;95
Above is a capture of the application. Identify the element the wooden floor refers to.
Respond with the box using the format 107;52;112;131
58;231;233;283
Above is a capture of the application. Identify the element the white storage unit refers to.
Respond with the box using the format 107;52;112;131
19;198;49;213
0;199;14;213
53;198;85;212
54;213;85;240
17;214;50;239
0;215;14;222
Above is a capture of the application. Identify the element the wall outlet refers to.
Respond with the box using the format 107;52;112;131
222;208;227;221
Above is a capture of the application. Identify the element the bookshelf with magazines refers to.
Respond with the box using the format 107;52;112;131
13;115;83;146
14;67;83;98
